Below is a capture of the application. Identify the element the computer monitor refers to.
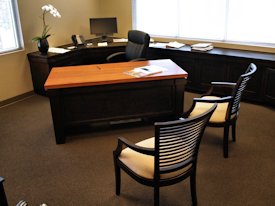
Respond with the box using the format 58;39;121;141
90;17;118;42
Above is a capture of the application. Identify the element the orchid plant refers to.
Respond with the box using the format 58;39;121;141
32;4;61;41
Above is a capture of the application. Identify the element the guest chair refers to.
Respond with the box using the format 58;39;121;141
0;177;8;206
183;63;257;158
0;176;47;206
0;176;28;206
113;104;217;206
106;30;150;62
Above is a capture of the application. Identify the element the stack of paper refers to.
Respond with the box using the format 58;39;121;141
166;41;185;49
98;42;108;47
48;47;70;54
191;43;213;51
113;38;128;43
149;42;168;48
125;65;167;78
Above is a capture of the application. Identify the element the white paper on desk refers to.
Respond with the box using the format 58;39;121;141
191;43;212;48
48;47;70;54
150;42;168;48
113;38;128;43
98;42;108;47
166;41;185;48
125;65;167;78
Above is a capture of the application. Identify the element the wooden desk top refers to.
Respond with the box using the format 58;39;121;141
44;59;188;90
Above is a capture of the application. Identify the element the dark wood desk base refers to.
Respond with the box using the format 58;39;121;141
48;79;186;144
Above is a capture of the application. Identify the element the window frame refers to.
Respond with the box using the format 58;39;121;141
0;0;24;55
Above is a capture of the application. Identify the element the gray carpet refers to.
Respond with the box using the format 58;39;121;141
0;92;274;206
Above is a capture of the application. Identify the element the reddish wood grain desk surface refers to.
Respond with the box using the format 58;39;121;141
44;59;188;90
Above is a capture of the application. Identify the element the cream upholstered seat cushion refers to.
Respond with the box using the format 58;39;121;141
189;96;233;123
118;137;191;180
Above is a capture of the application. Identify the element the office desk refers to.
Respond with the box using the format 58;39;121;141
45;59;188;144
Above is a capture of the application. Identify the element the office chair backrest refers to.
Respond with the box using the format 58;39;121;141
229;63;257;116
125;30;150;61
154;104;217;179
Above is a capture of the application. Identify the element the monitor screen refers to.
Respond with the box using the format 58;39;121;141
90;17;118;36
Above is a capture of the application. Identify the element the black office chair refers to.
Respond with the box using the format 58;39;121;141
106;30;150;62
113;104;217;206
182;63;257;158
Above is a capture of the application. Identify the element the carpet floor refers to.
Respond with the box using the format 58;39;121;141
0;92;274;206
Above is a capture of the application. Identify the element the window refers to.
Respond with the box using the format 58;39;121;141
133;0;275;46
0;0;23;54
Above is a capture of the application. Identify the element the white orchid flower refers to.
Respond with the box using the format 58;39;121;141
32;4;61;41
48;4;54;10
42;5;50;11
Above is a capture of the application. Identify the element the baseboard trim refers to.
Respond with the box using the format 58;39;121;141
0;91;35;108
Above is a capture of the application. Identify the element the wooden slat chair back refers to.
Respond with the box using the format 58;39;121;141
184;63;257;158
113;104;217;206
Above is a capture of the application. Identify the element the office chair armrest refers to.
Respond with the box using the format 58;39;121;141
113;137;155;157
204;82;236;96
129;58;147;62
106;52;126;62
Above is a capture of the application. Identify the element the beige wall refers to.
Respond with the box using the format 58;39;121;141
0;0;133;102
98;0;132;38
0;0;101;101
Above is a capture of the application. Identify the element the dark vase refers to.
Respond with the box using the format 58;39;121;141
37;38;49;54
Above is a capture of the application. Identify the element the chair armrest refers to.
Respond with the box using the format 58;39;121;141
113;137;155;157
106;52;126;62
204;82;236;96
211;82;236;88
194;96;233;103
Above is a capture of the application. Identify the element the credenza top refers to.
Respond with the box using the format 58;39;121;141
44;59;188;90
27;39;275;62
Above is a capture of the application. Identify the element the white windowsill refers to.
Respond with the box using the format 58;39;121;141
152;36;275;54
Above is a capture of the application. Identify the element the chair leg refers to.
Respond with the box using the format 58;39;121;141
223;125;230;158
190;173;197;206
154;186;159;206
232;121;236;142
114;161;121;195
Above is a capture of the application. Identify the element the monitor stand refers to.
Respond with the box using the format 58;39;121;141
101;35;108;42
92;35;113;43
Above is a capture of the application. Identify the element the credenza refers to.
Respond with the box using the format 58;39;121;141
27;41;275;106
148;46;275;107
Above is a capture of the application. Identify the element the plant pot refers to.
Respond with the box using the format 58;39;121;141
37;38;49;54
